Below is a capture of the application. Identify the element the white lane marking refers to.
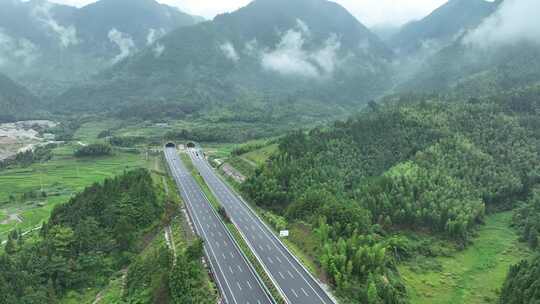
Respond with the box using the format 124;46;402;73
168;154;238;304
267;257;274;264
278;271;285;279
288;270;295;279
237;281;242;291
246;281;253;290
291;288;299;298
229;266;234;274
301;288;309;296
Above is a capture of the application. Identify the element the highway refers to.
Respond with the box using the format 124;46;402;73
164;147;274;304
188;149;336;304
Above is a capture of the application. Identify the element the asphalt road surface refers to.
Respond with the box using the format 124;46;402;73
164;147;273;304
188;149;336;304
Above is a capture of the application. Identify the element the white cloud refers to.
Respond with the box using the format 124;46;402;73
260;20;342;78
108;28;136;64
153;43;165;58
0;29;40;67
220;42;239;62
244;39;258;56
48;0;448;27
147;28;166;46
32;2;79;48
464;0;540;47
311;34;342;74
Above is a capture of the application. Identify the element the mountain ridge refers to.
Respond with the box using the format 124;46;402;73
0;0;202;98
54;0;393;123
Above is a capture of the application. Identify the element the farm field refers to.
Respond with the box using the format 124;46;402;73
0;143;151;241
399;212;532;304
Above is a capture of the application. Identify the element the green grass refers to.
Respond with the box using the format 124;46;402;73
202;143;237;160
0;144;150;240
96;276;124;303
399;212;532;304
227;156;256;177
242;144;278;166
60;288;101;304
74;120;120;142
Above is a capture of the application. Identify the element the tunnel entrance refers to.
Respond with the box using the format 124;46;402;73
165;142;176;148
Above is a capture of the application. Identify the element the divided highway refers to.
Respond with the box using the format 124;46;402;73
164;147;273;304
188;149;337;304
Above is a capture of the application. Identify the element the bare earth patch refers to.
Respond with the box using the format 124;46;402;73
0;120;57;161
222;163;246;183
0;213;23;225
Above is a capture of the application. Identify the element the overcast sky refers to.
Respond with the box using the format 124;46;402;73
47;0;449;27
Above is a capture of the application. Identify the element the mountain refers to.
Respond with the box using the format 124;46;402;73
390;0;498;54
55;0;393;123
71;0;204;56
0;0;202;98
395;0;540;97
0;72;39;121
400;40;540;96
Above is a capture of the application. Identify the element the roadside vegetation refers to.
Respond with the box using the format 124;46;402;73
239;86;540;303
179;151;284;304
0;142;148;242
1;169;163;302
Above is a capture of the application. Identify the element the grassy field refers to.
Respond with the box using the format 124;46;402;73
242;144;278;166
399;212;532;304
0;143;150;240
74;120;120;143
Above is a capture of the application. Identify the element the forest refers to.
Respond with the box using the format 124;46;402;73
0;144;56;170
0;169;163;302
74;143;113;157
242;84;540;303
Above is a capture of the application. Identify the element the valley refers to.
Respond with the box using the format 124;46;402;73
0;0;539;303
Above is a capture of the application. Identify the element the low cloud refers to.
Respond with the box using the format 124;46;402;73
108;29;136;64
464;0;540;48
153;43;165;58
147;28;166;46
220;42;239;62
0;29;40;67
32;3;79;48
260;19;342;78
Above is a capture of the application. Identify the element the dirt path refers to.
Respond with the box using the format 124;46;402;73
222;163;246;183
0;213;23;225
92;269;128;304
164;225;176;262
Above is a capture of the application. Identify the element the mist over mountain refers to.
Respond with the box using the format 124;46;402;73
390;0;498;55
399;0;540;96
0;72;39;121
0;0;202;97
55;0;393;121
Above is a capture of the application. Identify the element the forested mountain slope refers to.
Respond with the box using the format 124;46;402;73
0;72;39;121
242;85;540;303
0;169;163;302
399;0;540;97
390;0;498;54
55;0;393;123
0;0;201;97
